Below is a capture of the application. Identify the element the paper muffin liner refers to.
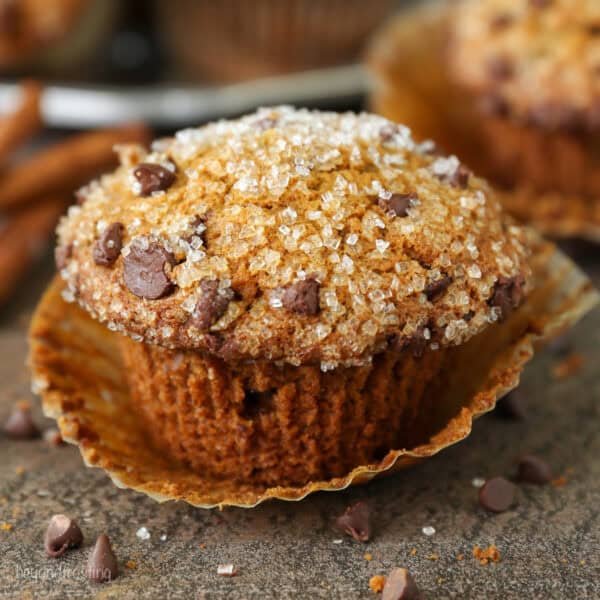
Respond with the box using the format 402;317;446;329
156;0;393;81
120;337;448;488
28;235;598;508
367;2;600;242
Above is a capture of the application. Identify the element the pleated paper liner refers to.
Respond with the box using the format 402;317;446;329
28;235;598;508
366;2;600;243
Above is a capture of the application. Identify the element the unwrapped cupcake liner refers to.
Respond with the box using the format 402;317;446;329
120;336;447;488
156;0;393;81
367;2;600;242
28;235;598;508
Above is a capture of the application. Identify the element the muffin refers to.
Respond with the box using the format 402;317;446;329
0;0;118;75
446;0;600;198
156;0;393;82
54;107;533;488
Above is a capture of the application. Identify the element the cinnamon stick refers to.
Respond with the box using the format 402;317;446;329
0;123;151;211
0;80;43;165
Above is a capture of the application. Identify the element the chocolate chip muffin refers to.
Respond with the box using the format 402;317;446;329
55;107;532;487
157;0;393;81
446;0;600;198
0;0;117;74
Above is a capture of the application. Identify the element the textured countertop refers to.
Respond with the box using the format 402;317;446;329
1;245;599;599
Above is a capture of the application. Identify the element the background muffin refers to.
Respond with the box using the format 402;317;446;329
156;0;394;81
55;107;532;486
446;0;600;198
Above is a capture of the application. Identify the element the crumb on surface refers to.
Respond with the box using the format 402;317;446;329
369;575;386;594
473;544;501;565
552;353;583;380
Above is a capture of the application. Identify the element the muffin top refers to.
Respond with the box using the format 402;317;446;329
447;0;600;131
56;106;531;369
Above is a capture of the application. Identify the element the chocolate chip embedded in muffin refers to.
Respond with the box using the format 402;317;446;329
424;275;452;301
123;240;176;299
489;275;525;320
378;193;416;217
132;163;176;196
189;279;234;330
281;278;320;316
93;223;123;267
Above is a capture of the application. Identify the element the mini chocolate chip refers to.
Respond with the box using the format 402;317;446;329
390;325;429;358
495;390;527;420
189;279;234;330
335;501;371;542
93;223;123;267
463;310;475;322
378;193;416;217
516;454;553;484
479;477;517;513
489;275;524;321
382;568;423;600
133;163;176;196
123;241;176;300
86;534;118;583
490;13;514;31
425;275;452;301
380;123;400;143
488;56;514;81
282;278;320;316
54;244;72;270
3;406;40;439
45;514;83;558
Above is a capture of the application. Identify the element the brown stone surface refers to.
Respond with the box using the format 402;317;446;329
1;245;599;599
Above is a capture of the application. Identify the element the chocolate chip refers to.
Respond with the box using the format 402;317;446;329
133;163;176;196
378;193;416;217
391;325;429;358
123;241;176;300
516;454;553;485
382;568;423;600
282;278;320;316
335;501;371;542
44;514;83;558
490;13;514;31
529;0;551;7
3;405;40;439
479;477;517;513
463;310;475;322
86;534;118;583
54;244;72;270
495;390;527;420
588;24;600;36
489;275;525;321
488;56;514;81
93;223;123;267
425;275;452;301
189;279;234;330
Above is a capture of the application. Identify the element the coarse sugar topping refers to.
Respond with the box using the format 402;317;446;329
448;0;600;131
56;106;532;368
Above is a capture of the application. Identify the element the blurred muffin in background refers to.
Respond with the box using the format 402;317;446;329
0;0;119;76
446;0;600;199
156;0;394;81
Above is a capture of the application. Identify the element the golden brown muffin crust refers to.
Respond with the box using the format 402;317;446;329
447;0;600;131
56;107;531;368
